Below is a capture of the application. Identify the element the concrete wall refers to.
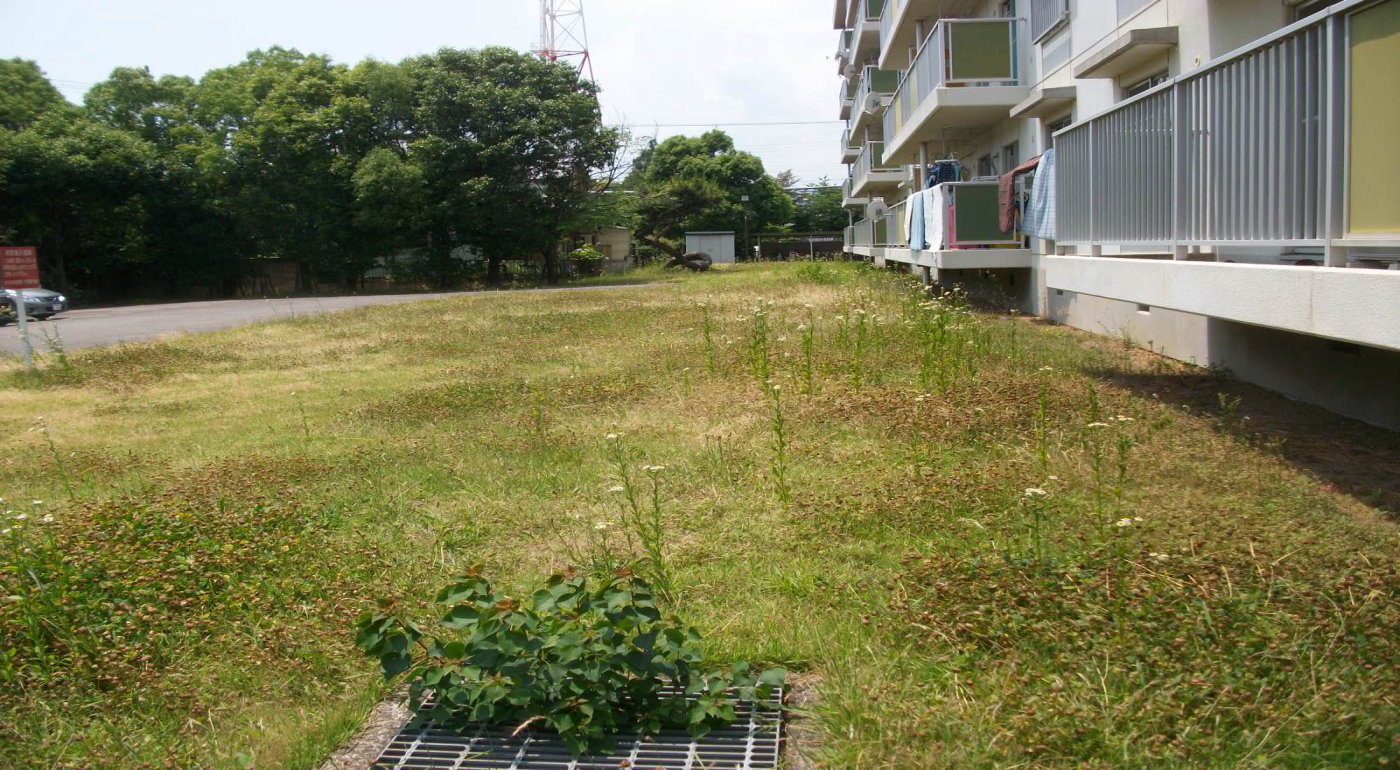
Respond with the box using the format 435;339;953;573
928;261;1400;430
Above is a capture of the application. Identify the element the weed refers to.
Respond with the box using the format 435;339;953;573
768;383;792;508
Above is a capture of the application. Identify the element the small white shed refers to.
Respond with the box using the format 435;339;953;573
684;231;736;264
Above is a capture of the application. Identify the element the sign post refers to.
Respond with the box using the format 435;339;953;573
1;246;41;370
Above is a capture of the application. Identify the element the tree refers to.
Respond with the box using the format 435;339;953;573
627;131;795;257
791;177;849;232
0;113;157;296
772;169;799;188
400;47;620;286
0;58;74;130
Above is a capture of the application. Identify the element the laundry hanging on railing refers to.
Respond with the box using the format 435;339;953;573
999;155;1041;233
907;189;925;251
923;185;947;251
1022;148;1056;241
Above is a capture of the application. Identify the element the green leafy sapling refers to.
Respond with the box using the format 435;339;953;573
355;567;786;756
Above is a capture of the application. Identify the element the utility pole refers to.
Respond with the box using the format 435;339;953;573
741;194;750;262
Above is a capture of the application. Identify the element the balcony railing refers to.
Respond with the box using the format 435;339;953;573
878;182;1024;249
853;65;899;119
842;177;863;202
883;18;1019;146
860;0;885;22
1054;0;1395;266
878;0;898;57
840;127;860;156
853;141;901;192
844;225;855;251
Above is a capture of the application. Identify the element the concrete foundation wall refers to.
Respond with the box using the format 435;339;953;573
922;259;1400;431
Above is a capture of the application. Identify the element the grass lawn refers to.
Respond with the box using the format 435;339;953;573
1;262;1396;769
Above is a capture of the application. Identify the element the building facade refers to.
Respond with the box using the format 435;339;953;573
835;0;1400;429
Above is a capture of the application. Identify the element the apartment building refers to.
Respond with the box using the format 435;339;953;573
835;0;1400;429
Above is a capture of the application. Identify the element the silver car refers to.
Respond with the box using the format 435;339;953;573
0;288;68;323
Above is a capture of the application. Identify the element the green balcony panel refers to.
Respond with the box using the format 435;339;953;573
948;21;1015;82
951;185;1006;244
870;68;900;93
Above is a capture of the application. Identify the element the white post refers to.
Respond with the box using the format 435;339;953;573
13;291;33;371
918;141;929;192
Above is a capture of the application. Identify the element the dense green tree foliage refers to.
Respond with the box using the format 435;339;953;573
0;46;618;299
790;178;849;233
626;131;795;257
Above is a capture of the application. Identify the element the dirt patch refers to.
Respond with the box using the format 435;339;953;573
783;672;824;770
318;689;411;770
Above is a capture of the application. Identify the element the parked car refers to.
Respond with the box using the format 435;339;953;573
0;288;68;324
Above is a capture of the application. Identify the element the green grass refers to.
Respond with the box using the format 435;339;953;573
0;263;1396;768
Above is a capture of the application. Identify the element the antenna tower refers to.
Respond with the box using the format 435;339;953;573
533;0;595;83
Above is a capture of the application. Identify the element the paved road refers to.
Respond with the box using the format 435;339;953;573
0;285;649;357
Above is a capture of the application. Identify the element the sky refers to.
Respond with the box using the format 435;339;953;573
0;0;847;185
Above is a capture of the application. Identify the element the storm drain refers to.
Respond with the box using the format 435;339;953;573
371;688;783;770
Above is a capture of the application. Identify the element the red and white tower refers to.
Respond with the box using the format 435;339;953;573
532;0;595;83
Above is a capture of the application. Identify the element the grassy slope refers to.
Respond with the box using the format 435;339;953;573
0;263;1396;769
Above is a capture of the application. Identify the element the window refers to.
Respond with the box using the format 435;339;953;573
977;154;997;178
1030;0;1069;43
1124;70;1169;98
998;0;1015;17
1002;142;1020;172
1044;114;1072;151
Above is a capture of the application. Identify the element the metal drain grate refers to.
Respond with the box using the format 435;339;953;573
372;688;783;770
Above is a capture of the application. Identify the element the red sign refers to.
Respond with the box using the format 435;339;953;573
1;247;41;290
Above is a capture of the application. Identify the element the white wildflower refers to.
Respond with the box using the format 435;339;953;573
608;486;625;494
1115;518;1134;527
31;500;42;506
0;528;9;536
642;464;666;473
1023;488;1048;498
13;514;27;522
604;433;618;440
803;303;814;309
593;522;609;531
40;515;54;524
1039;366;1054;372
1087;422;1109;429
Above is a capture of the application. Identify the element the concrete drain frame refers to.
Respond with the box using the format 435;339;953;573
371;688;784;770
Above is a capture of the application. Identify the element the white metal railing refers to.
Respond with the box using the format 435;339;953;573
854;218;874;247
1054;0;1383;266
878;0;898;57
883;198;907;246
843;177;860;201
883;18;1020;147
840;127;857;156
844;225;855;250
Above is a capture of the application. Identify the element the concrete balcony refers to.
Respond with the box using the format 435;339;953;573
877;0;984;70
842;177;869;209
838;77;855;119
881;18;1027;166
835;29;852;75
851;141;903;198
841;0;885;73
840;128;860;163
849;65;899;138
